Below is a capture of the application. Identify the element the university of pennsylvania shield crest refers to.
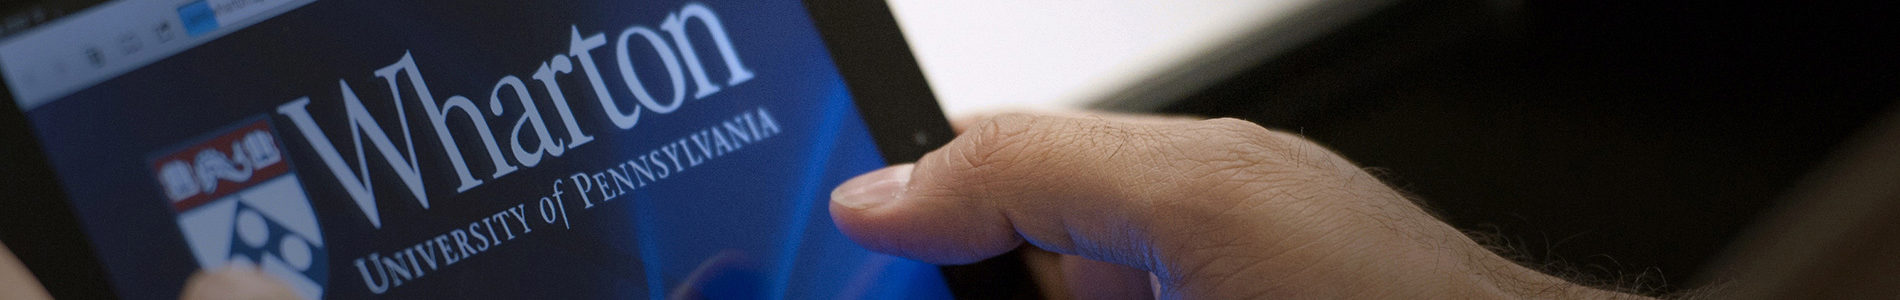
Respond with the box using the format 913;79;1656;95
151;118;328;299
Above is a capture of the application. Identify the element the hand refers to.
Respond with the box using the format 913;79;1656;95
2;242;300;300
828;112;1648;298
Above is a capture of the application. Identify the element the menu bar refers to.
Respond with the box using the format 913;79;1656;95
0;0;314;111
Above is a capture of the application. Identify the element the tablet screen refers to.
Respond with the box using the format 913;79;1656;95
0;0;950;298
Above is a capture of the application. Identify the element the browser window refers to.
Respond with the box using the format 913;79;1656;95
0;0;950;298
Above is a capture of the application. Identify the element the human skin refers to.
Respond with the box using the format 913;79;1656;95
3;112;1648;299
828;113;1651;299
1;241;296;300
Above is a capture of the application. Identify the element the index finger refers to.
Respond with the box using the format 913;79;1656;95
0;242;52;300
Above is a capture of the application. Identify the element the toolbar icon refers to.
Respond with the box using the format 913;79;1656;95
118;32;142;55
83;46;104;68
155;22;177;43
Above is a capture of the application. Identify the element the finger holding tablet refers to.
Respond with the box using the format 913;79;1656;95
5;242;298;300
2;242;51;300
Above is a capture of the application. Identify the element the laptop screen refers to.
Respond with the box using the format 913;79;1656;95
0;0;950;298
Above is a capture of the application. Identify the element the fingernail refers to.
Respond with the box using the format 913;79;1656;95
832;164;914;210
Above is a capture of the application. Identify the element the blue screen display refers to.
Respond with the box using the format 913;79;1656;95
13;0;950;298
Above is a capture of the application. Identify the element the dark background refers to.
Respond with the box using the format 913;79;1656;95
1160;0;1897;294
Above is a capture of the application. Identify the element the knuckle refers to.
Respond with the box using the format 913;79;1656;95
1200;118;1291;155
951;114;1161;175
1191;118;1336;174
1201;117;1271;137
1173;118;1299;176
1152;118;1358;222
919;113;1058;200
953;113;1044;171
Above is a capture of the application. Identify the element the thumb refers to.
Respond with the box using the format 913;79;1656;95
826;114;1582;298
179;267;302;300
828;114;1331;278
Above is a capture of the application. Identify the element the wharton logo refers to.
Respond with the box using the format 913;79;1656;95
276;2;752;230
152;119;328;300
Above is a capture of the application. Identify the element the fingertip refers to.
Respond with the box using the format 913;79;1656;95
180;267;300;300
1;243;52;300
829;165;1022;265
831;164;913;210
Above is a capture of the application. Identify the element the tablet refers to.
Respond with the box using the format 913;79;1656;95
0;0;970;298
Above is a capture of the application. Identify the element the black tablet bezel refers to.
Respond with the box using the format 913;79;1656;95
0;0;1025;298
801;0;953;168
801;0;1041;297
0;78;118;298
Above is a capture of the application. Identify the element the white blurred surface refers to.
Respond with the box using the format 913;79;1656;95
885;0;1329;117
